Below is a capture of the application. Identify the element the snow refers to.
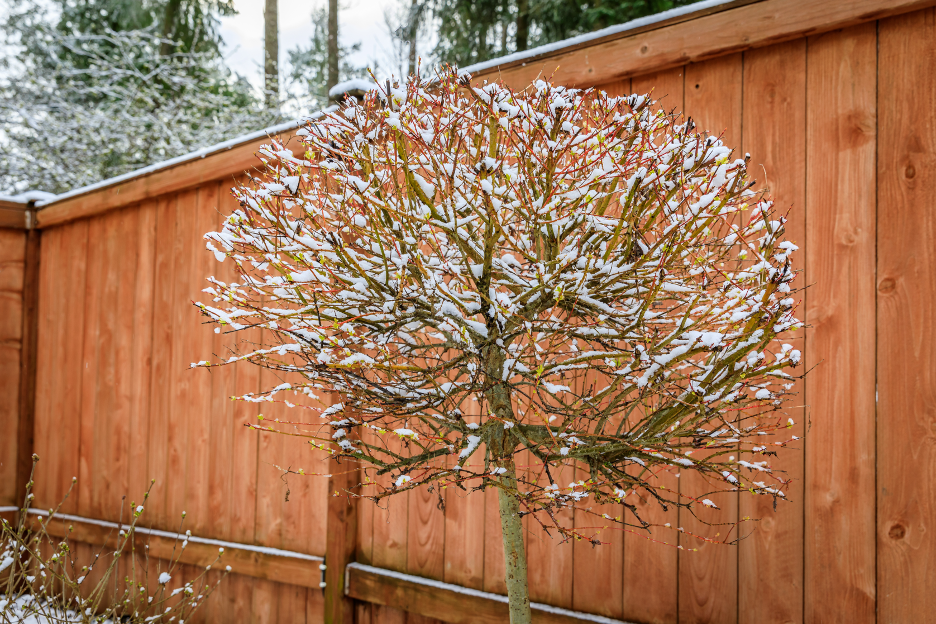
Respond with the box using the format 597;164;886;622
328;79;378;99
460;0;734;76
33;113;333;209
24;509;324;563
157;572;172;584
0;594;114;623
0;191;57;204
344;563;635;624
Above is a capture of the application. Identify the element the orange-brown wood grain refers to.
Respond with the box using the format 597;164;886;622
146;194;179;530
33;220;89;513
738;39;807;624
620;67;683;624
473;0;935;91
407;460;446;581
678;53;743;624
876;8;936;622
804;22;878;624
0;228;25;506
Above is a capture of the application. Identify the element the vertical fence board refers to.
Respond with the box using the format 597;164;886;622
407;462;446;581
147;194;178;529
128;201;158;504
679;53;743;624
181;185;219;537
804;23;878;624
0;229;25;505
877;8;936;623
621;67;684;624
738;39;807;624
33;221;89;512
77;213;107;519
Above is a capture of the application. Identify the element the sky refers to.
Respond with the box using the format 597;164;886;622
218;0;406;91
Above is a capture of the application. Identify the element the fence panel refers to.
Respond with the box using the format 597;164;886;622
877;8;936;623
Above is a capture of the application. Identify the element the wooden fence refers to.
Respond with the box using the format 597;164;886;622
2;0;935;622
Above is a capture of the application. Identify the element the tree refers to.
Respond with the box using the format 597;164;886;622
287;3;367;109
265;0;279;108
197;70;803;623
0;0;279;194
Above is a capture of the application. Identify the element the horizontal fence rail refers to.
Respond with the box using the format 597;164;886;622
0;507;325;590
345;563;634;624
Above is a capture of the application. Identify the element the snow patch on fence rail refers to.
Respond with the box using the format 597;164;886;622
345;562;636;623
24;509;323;562
33;110;334;209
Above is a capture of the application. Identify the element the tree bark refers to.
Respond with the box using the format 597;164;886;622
264;0;279;108
159;0;182;56
516;0;529;52
407;0;418;76
327;0;339;93
497;459;533;624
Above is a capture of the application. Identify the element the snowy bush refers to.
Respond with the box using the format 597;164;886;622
1;457;227;623
197;69;802;622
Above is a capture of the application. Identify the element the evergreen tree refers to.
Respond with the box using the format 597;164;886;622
430;0;703;66
0;0;279;194
287;3;367;109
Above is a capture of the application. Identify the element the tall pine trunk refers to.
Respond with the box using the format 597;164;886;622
407;0;419;76
159;0;181;56
516;0;529;52
327;0;339;94
264;0;278;108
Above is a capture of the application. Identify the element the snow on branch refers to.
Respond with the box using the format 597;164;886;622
197;68;803;545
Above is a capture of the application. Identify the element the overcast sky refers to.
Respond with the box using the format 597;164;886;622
218;0;404;90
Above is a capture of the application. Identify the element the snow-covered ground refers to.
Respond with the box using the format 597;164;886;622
0;594;112;624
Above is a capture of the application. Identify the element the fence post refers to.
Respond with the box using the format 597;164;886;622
323;453;358;623
15;216;40;501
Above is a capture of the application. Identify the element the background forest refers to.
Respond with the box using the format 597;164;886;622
0;0;700;194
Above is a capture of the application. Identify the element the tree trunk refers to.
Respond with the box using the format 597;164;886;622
407;0;418;76
497;459;533;624
264;0;279;108
516;0;529;52
327;0;339;93
159;0;182;56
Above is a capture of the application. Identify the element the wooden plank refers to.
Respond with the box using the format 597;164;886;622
32;514;323;589
325;428;360;623
473;0;936;90
372;437;411;575
571;368;623;619
737;39;807;624
14;230;42;510
0;229;26;506
181;183;220;537
620;67;683;624
406;461;445;582
443;443;486;590
0;206;27;229
876;8;936;622
164;188;200;526
346;563;633;624
127;201;158;511
678;53;742;624
146;194;178;530
804;23;877;624
526;465;573;609
32;220;89;513
35;131;303;229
